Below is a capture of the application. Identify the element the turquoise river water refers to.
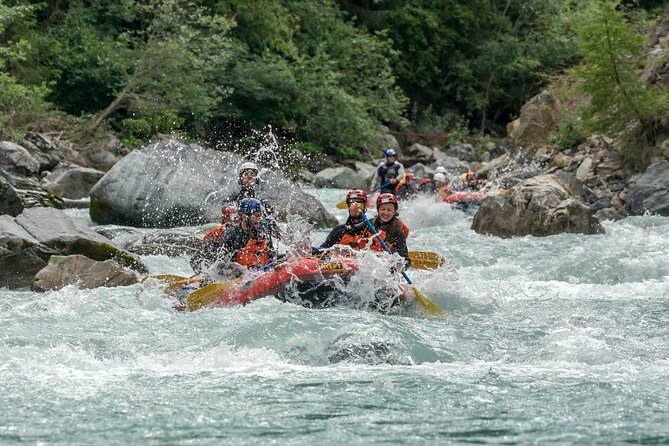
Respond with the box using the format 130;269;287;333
1;188;668;445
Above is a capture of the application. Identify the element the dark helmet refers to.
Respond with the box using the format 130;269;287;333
376;193;398;210
239;198;262;215
384;148;397;158
346;189;368;205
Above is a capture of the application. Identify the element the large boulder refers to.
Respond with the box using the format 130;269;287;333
41;163;105;199
14;207;147;274
507;90;561;152
472;174;603;238
0;215;59;288
314;166;368;190
0;141;41;176
19;132;87;169
625;160;669;216
32;255;138;291
89;139;337;228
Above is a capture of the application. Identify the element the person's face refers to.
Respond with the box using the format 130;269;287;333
348;200;366;217
386;156;396;163
241;169;257;188
377;203;396;223
408;177;416;185
242;211;262;230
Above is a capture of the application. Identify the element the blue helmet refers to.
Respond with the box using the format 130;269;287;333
384;148;397;158
238;198;262;215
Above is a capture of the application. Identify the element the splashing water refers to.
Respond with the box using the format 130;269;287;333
2;188;669;444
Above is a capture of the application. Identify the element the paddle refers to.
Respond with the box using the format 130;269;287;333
407;251;446;270
186;278;241;312
141;274;201;294
336;182;393;209
359;212;445;316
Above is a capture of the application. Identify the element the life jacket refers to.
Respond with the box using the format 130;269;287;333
377;162;401;183
234;238;270;267
339;232;370;250
203;224;229;243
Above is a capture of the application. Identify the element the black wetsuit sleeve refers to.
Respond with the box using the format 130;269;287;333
320;224;346;249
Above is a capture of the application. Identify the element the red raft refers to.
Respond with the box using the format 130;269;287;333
189;255;413;311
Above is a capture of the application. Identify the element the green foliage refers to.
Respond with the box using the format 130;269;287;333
292;142;324;156
446;117;471;146
550;109;585;151
575;0;667;162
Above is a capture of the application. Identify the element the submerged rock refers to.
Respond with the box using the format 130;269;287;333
32;254;138;291
89;139;338;228
472;174;604;238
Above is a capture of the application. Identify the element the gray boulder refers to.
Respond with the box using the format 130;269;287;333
445;143;477;162
15;207;147;274
0;141;41;176
19;132;87;169
89;140;337;228
41;164;105;199
32;255;138;291
314;166;367;190
472;174;603;238
0;215;59;288
0;175;24;216
625;160;669;216
123;229;201;256
404;143;434;164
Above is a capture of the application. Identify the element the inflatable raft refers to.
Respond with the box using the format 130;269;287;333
182;255;414;312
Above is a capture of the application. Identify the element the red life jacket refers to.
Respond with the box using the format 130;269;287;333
235;239;270;267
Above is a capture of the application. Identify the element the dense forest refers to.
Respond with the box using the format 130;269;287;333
1;0;667;164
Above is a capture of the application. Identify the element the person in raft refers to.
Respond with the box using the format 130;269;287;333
369;148;405;194
320;189;370;250
366;193;410;269
395;172;419;200
221;161;275;216
432;172;452;199
199;205;239;248
190;198;277;277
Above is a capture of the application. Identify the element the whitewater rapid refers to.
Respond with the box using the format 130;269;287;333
1;188;668;444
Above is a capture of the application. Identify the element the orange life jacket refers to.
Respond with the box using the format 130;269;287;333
234;239;270;268
339;232;370;250
203;224;229;243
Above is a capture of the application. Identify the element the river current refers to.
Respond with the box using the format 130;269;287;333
1;188;668;445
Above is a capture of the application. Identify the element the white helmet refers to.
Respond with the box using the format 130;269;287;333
433;172;447;184
238;162;259;175
435;166;447;174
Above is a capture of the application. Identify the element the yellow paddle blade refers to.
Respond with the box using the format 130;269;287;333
412;286;446;316
187;278;241;312
141;274;202;294
408;251;446;270
336;200;349;209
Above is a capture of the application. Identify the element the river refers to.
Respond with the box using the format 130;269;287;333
2;188;668;444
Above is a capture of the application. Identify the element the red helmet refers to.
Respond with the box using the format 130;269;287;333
466;171;477;182
376;193;398;209
405;172;416;181
221;205;238;223
346;189;367;205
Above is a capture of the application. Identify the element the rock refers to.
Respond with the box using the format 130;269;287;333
314;166;367;190
41;164;105;199
407;163;429;179
0;141;41;176
507;90;561;151
382;133;400;151
552;153;574;169
89;139;337;229
625;160;669;216
471;174;603;238
0;215;60;288
123;229;201;256
404;143;434;164
19;132;87;170
431;156;470;176
0;175;24;216
354;161;376;182
594;207;624;221
87;150;120;172
15;207;147;273
576;157;593;182
445;143;477;162
32;255;138;291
